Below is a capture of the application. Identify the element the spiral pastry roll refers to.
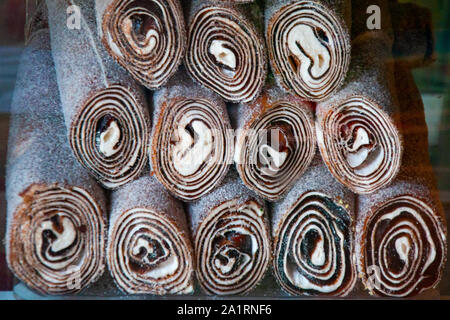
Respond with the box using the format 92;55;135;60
97;0;185;89
355;65;447;298
150;71;234;201
316;32;403;194
189;172;271;295
107;175;194;295
184;0;266;103
6;30;106;295
272;154;356;296
265;0;351;101
47;0;150;189
235;86;315;201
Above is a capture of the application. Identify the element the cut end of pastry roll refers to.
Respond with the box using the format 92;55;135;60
266;1;350;101
108;208;194;295
185;5;266;102
7;183;105;295
273;191;356;296
316;95;402;194
70;85;149;189
194;199;271;295
236;99;315;201
100;0;186;89
360;195;446;297
151;97;234;201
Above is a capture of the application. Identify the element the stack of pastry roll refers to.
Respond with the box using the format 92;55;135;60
355;65;447;298
107;175;194;295
184;0;267;103
188;171;271;295
234;85;316;201
46;0;150;189
265;0;351;101
272;153;357;296
6;23;106;294
316;0;403;195
5;0;446;300
150;70;234;201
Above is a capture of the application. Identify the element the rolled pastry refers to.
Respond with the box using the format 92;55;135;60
6;29;106;295
272;154;356;296
235;85;316;201
355;65;447;298
108;175;194;295
315;2;402;194
184;0;266;103
96;0;186;89
188;171;271;295
265;0;351;101
150;71;234;201
46;0;150;189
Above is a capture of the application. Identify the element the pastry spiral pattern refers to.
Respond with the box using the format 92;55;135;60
70;85;149;189
236;101;315;201
101;0;186;89
151;98;233;201
316;96;402;194
108;208;194;295
266;1;350;101
8;185;105;295
360;196;446;297
185;5;266;103
273;191;355;296
194;200;271;295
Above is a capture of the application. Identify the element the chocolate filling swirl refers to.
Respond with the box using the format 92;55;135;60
151;95;233;201
266;0;350;101
108;208;194;294
100;0;186;88
9;185;105;295
185;3;266;102
360;196;446;297
273;191;355;296
236;99;315;201
316;96;402;194
194;200;271;295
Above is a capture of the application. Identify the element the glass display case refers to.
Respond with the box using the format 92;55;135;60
0;0;449;300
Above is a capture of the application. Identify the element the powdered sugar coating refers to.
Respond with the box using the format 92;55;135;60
46;0;150;188
188;169;266;232
6;29;107;293
271;152;355;237
6;30;106;242
354;64;447;297
265;0;351;33
110;174;190;235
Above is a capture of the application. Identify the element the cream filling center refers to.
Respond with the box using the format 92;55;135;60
345;127;384;176
37;216;77;253
99;120;121;157
172;120;213;176
131;238;179;279
287;24;330;78
123;17;158;55
209;39;236;71
259;144;288;176
311;236;326;267
395;236;411;263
